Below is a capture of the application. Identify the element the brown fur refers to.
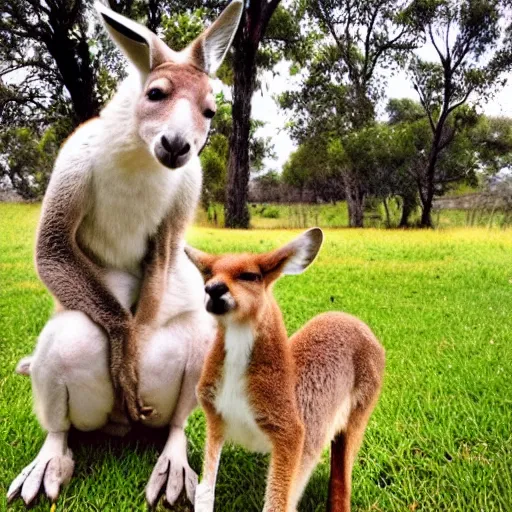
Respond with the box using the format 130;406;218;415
188;232;385;511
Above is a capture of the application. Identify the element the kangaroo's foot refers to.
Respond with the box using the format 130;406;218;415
145;426;198;508
7;432;74;505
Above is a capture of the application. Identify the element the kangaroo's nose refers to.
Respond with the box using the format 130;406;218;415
205;282;229;299
160;135;191;168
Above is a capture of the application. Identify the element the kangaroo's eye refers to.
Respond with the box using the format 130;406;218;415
147;88;166;101
238;272;262;282
204;108;216;119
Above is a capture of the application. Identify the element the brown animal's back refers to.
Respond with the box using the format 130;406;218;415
291;312;385;453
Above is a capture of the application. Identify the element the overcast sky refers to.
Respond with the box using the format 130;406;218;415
245;46;512;173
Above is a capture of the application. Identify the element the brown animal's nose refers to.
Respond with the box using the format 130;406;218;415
205;282;228;299
160;135;191;167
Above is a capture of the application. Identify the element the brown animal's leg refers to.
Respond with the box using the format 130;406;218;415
201;407;225;488
263;422;305;512
195;406;225;512
289;448;323;511
327;407;373;512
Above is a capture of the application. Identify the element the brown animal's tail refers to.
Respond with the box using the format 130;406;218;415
327;432;350;512
327;405;376;512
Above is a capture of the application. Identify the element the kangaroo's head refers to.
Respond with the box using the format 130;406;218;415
185;228;324;323
96;1;243;169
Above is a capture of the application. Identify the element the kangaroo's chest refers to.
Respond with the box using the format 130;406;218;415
214;325;271;453
78;161;180;275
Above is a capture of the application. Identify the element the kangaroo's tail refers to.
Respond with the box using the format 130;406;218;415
15;355;33;376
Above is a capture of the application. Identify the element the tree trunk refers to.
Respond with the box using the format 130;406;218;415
225;37;257;228
419;182;434;228
224;0;280;229
420;200;433;228
399;194;416;227
46;25;99;126
345;178;364;227
383;197;391;228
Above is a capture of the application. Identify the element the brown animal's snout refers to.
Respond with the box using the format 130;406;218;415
205;282;228;298
205;281;233;315
156;134;191;169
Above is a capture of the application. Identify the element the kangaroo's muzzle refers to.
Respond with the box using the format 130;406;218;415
155;134;191;169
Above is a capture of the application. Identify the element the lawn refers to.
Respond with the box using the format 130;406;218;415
1;202;512;511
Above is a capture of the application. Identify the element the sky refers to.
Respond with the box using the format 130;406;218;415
246;47;512;173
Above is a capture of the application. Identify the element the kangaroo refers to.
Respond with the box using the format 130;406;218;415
186;228;386;512
7;1;242;508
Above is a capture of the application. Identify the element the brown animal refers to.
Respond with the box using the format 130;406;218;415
186;228;385;512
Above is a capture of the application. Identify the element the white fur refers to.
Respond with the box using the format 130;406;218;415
200;0;243;74
195;482;216;512
214;322;272;453
7;432;73;504
324;395;353;447
282;229;323;276
158;98;196;152
60;77;202;275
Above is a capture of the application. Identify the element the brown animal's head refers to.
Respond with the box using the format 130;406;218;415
186;228;324;323
95;1;243;169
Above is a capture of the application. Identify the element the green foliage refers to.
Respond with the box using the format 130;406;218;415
259;205;280;218
0;127;59;200
282;136;344;202
386;98;425;125
161;8;206;51
201;133;229;208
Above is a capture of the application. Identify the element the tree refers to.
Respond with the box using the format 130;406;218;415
282;136;344;203
225;1;291;228
386;98;426;225
201;93;275;213
408;0;512;227
0;0;101;128
301;0;419;227
0;126;59;200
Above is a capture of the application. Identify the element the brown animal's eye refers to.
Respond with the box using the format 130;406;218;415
238;272;262;282
203;108;216;119
147;88;166;101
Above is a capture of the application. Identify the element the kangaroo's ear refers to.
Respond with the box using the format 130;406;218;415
185;245;216;278
95;2;173;75
183;0;243;75
259;228;324;283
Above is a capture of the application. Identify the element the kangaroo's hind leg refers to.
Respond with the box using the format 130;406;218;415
7;310;114;505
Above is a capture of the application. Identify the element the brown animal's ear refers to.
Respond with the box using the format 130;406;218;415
182;0;243;75
185;245;215;278
95;2;174;75
259;228;324;283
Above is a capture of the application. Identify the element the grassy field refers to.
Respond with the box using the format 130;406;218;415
1;202;512;511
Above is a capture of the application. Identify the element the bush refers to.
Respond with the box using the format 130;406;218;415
260;206;280;219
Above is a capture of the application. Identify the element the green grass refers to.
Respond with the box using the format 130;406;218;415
196;202;510;230
1;202;512;511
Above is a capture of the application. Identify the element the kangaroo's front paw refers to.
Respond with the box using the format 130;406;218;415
195;482;215;512
145;453;198;508
7;449;74;505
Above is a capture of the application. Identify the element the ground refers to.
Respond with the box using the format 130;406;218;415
1;203;511;511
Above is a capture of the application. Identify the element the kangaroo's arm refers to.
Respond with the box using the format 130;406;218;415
36;162;146;419
133;214;174;328
134;176;197;329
